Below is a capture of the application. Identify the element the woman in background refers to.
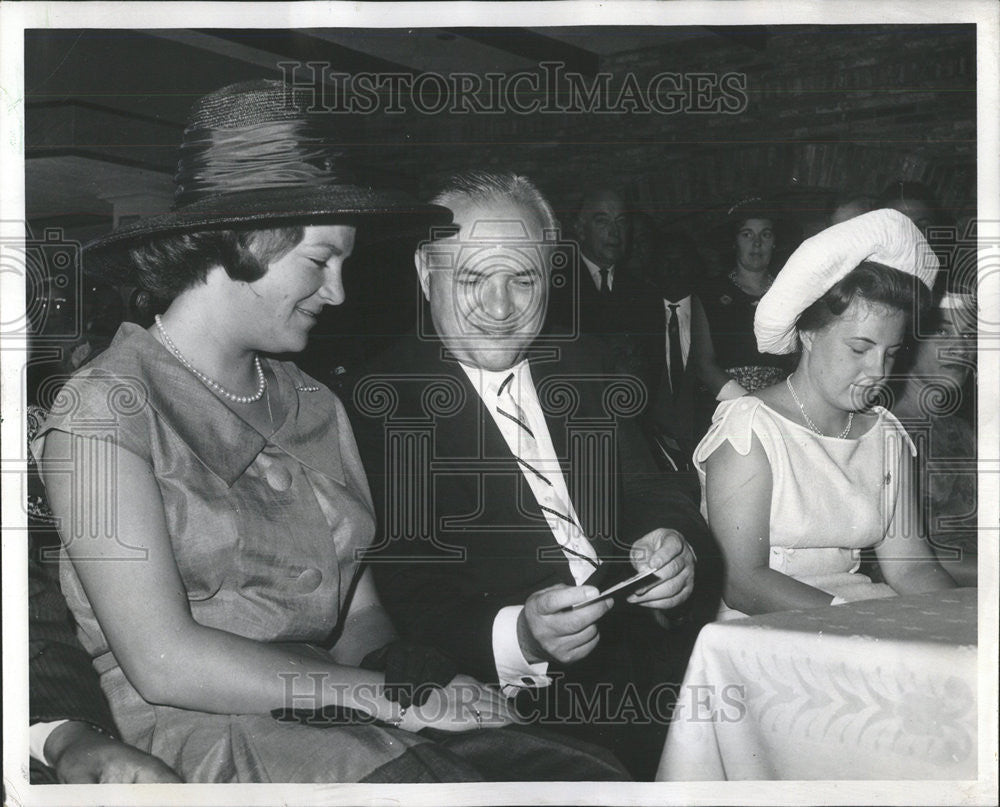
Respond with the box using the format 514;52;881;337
876;179;940;235
696;209;957;619
690;198;795;409
892;289;978;586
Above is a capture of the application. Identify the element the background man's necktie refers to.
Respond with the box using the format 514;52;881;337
667;302;684;397
598;267;610;294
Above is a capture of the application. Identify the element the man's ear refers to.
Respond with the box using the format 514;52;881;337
414;248;431;301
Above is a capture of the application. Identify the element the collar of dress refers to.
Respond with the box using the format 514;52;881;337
109;323;345;487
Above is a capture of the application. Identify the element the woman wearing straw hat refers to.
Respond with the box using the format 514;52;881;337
31;81;626;783
694;209;957;620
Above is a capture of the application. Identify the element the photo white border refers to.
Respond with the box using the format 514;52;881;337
2;2;997;805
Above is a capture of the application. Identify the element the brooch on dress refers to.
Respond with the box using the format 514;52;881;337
296;385;321;392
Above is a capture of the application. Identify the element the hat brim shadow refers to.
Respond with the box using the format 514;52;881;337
84;185;451;284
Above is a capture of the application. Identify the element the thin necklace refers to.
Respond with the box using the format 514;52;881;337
155;314;266;404
728;270;772;298
785;375;853;439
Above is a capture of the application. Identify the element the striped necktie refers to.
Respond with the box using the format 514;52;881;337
495;372;599;578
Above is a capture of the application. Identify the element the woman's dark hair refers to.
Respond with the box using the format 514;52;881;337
128;225;304;299
796;261;930;334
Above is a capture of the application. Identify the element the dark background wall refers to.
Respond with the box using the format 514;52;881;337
23;24;977;390
373;26;976;231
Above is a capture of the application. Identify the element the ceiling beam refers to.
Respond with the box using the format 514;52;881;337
444;28;599;76
703;26;770;52
195;29;420;76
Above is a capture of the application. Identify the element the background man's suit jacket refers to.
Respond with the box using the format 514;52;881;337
28;552;118;783
29;555;116;733
27;401;117;781
546;260;667;419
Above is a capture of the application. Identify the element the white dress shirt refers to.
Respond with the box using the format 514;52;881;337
581;253;614;292
458;360;600;696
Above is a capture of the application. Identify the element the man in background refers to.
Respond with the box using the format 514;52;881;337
547;188;665;419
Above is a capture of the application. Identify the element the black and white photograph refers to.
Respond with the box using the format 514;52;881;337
1;2;997;805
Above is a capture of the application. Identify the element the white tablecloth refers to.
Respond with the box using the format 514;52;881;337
658;588;977;780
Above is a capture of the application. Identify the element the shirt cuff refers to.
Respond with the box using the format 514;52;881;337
492;605;550;697
30;719;68;766
716;379;749;401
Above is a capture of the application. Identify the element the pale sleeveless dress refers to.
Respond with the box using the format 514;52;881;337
694;396;916;620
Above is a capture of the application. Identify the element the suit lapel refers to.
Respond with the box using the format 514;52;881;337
402;334;585;586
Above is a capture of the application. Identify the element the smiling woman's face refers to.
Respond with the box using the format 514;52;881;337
234;224;356;354
910;304;976;388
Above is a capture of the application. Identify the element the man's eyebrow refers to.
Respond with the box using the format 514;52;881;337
457;265;541;278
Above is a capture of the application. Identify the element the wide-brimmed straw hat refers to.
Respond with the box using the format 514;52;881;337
85;79;450;282
754;208;940;355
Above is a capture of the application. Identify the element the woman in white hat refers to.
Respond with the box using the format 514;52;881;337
694;209;957;619
31;81;624;782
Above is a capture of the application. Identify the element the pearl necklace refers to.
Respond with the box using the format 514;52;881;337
785;375;853;439
155;315;266;404
728;270;772;298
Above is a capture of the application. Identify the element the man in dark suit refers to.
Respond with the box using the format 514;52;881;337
353;172;715;779
28;553;181;783
547;189;666;417
644;226;704;474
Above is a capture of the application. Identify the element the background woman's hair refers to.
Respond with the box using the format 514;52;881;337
128;226;304;299
795;261;931;333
